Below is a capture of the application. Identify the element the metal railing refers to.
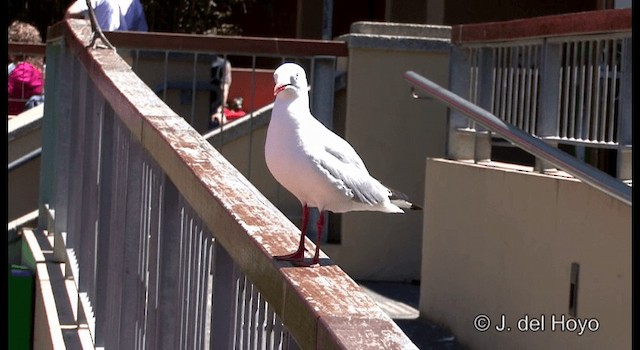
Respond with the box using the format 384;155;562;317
38;19;416;349
446;9;632;180
8;147;42;172
404;71;631;206
104;30;347;136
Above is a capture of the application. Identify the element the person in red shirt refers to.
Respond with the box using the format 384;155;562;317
8;21;45;116
8;62;44;116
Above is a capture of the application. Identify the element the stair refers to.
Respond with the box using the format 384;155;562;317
21;226;95;349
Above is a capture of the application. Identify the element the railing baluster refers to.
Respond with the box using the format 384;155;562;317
577;40;586;140
499;47;508;122
514;45;523;129
162;51;169;102
506;47;515;126
560;42;570;139
616;37;632;180
569;40;578;139
592;39;602;141
530;45;540;135
607;39;619;143
190;52;198;130
522;45;530;131
490;47;499;116
599;39;610;142
585;40;594;140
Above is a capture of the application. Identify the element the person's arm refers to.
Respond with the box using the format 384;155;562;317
65;0;89;19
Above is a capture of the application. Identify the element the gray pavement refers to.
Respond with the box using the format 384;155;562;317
358;281;468;350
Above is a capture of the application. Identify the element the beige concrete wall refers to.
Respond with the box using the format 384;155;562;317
420;158;631;349
322;27;450;281
9;105;44;222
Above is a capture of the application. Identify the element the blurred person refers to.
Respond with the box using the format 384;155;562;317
8;20;45;116
65;0;148;32
209;57;233;129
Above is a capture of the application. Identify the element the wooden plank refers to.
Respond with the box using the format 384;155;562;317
105;31;349;57
452;9;631;44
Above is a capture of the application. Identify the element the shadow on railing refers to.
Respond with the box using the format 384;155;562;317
36;19;416;349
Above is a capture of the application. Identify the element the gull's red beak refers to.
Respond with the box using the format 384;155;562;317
274;84;289;96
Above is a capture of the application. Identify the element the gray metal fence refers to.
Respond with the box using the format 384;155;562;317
447;10;631;181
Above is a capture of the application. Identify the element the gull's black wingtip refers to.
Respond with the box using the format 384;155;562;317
388;187;423;211
409;203;423;210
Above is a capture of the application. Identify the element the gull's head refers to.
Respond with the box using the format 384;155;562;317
273;63;309;98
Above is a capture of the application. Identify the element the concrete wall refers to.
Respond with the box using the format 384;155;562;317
8;105;44;222
420;158;631;349
322;22;450;281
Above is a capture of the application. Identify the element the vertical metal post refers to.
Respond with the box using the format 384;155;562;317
78;81;102;304
210;242;240;349
40;39;71;233
447;46;475;160
474;47;495;162
310;56;336;129
48;43;74;263
536;40;562;172
322;0;333;40
94;103;114;346
140;161;164;350
309;57;336;243
64;60;87;252
96;112;129;348
616;37;632;181
118;138;144;348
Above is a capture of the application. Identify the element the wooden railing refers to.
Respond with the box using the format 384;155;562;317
37;19;417;349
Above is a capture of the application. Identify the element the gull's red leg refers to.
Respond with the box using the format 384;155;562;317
275;204;309;262
309;211;324;266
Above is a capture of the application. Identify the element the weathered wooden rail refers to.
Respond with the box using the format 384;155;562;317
36;19;417;349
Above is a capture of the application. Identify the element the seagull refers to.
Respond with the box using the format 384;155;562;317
265;62;420;266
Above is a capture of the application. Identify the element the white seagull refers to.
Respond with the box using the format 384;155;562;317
265;62;420;266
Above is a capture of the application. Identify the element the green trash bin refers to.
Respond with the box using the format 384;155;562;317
9;264;35;350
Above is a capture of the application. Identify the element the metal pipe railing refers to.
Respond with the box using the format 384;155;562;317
8;147;42;172
404;70;631;206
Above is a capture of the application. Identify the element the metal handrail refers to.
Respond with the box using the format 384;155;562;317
404;70;631;206
8;147;42;172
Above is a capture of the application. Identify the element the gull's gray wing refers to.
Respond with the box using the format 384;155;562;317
312;134;390;205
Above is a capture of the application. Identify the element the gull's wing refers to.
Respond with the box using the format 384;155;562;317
310;130;391;206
